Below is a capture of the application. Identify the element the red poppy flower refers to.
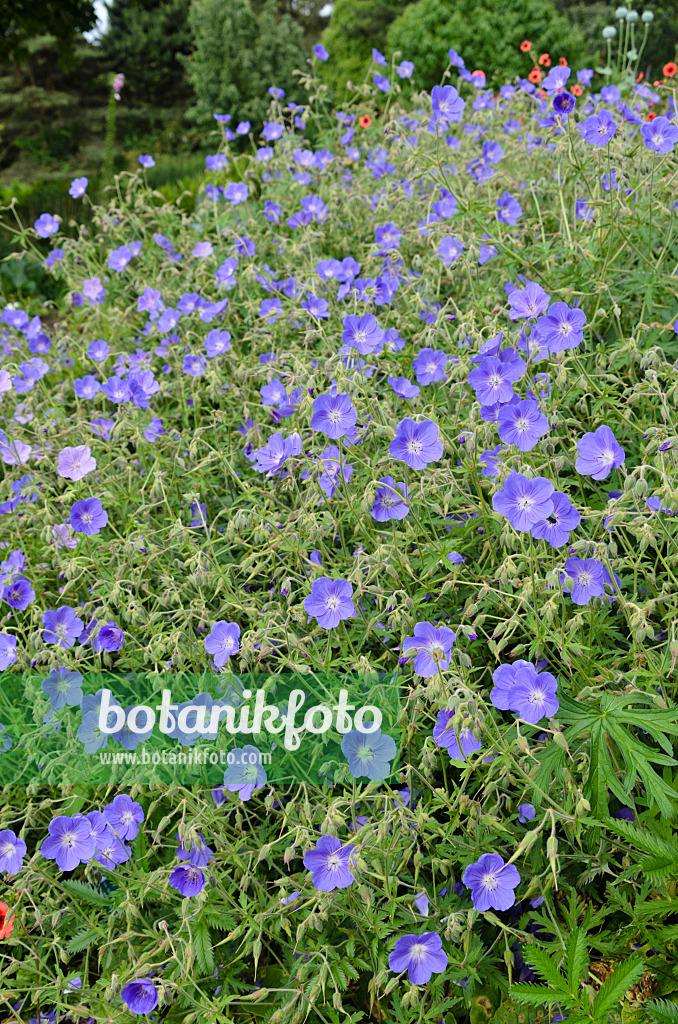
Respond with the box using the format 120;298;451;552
571;83;583;96
471;69;486;79
646;111;657;121
528;67;542;84
559;57;568;67
359;115;372;128
538;53;551;67
663;62;677;77
520;40;532;53
0;901;15;939
636;71;644;82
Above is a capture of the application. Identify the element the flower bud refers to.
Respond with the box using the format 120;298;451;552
603;25;617;37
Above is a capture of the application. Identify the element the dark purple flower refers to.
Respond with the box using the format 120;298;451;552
388;932;448;984
303;835;355;891
2;576;35;609
553;91;576;114
169;864;206;897
121;979;159;1015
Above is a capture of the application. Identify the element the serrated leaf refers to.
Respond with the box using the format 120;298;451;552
66;926;102;953
566;928;589;997
61;880;117;908
591;958;645;1018
647;998;678;1023
192;919;214;976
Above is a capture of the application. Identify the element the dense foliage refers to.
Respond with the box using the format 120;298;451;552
1;33;678;1024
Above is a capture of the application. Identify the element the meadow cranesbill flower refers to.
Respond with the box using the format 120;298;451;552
311;393;358;440
138;154;155;168
490;660;533;710
121;979;159;1015
41;814;96;871
577;110;617;147
412;348;449;385
492;472;554;532
479;445;503;478
496;191;522;225
518;803;536;824
95;831;131;869
342;314;383;354
431;85;465;125
303;835;355;891
575;425;625;479
93;622;125;652
397;60;414;78
509;665;559;723
42;606;84;648
508;280;551;320
34;213;60;237
2;576;35;610
0;633;17;669
390;418;443;469
58;445;96;481
553;91;576;114
536;302;586;353
388;375;420;399
463;853;520;911
388;932;448;984
176;832;215;867
0;829;26;874
70;497;108;535
531;491;581;548
314;43;329;60
562;556;606;604
69;176;88;198
223;745;267;800
341;728;397;780
402;622;456;677
304;577;355;628
433;709;481;760
468;355;524;406
253;432;302;474
641;115;678;154
41;669;83;710
497;399;549;452
169;864;206;897
105;794;144;840
204;621;240;666
371;476;410;521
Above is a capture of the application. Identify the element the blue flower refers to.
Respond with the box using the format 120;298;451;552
341;728;397;780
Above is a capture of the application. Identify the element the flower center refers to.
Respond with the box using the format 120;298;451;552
481;871;498;891
407;440;423;454
325;596;340;611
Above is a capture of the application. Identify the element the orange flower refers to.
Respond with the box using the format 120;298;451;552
538;53;551;67
0;902;15;939
636;71;644;82
559;57;568;67
358;115;372;128
520;40;532;53
646;111;657;121
528;67;542;84
571;83;583;96
663;62;677;77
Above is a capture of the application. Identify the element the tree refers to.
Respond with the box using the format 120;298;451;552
99;0;195;107
318;0;412;97
0;0;97;66
183;0;307;129
386;0;585;91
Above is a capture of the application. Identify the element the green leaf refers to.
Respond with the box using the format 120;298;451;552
591;958;645;1018
521;945;570;998
66;926;102;953
646;998;678;1023
489;999;543;1023
510;982;561;1007
192;919;214;976
566;928;589;997
61;880;116;908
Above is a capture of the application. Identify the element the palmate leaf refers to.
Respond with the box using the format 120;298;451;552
558;693;678;818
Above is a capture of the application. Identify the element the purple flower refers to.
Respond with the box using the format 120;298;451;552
536;302;586;353
371;476;410;521
577;110;617;147
543;65;571;93
58;445;96;481
562;556;606;605
479;444;503;478
253;432;302;474
437;235;463;265
433;709;481;760
412;348;449;385
121;979;159;1015
34;213;60;238
342;314;383;354
82;277;106;304
169;864;206;897
431;85;465;125
70;498;108;535
311;393;357;440
397;60;414;78
468;355;524;405
225;182;248;205
138;154;155;168
518;803;535;824
575;425;625;479
94;622;125;653
41;669;83;710
263;121;284;141
223;745;267;801
0;633;17;669
104;794;144;840
2;576;35;610
341;728;397;780
41;814;96;871
69;176;88;198
42;606;84;648
388;376;420;399
389;418;443;470
463;853;520;911
75;375;100;400
0;829;26;874
204;329;232;357
497;399;549;452
553;91;576;115
531;491;581;548
304;577;355;628
496;191;522;225
492;472;554;532
314;43;329;61
176;832;215;867
303;835;355;891
204;621;240;667
388;932;448;984
402;622;456;677
490;660;536;710
508;281;551;321
509;665;559;723
641;116;678;155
